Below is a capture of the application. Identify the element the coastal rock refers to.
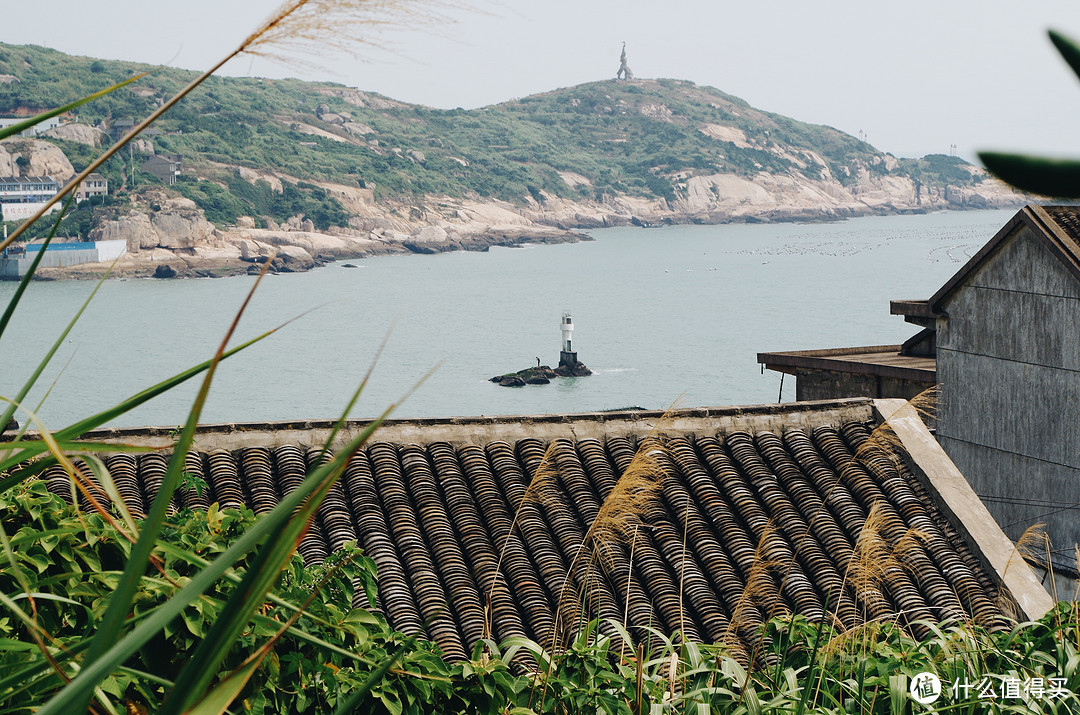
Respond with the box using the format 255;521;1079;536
150;211;214;249
153;264;177;279
490;365;563;387
554;361;593;377
273;244;316;271
412;225;449;242
41;123;107;147
92;207;214;252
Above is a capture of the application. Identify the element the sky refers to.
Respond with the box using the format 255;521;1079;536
3;1;1080;162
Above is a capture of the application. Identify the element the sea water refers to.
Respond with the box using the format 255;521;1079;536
0;209;1013;428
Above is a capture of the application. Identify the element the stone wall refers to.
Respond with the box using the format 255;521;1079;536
794;370;932;402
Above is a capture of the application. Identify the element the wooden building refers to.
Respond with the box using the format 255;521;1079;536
761;205;1080;595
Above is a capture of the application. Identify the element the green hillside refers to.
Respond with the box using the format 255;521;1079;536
0;42;984;228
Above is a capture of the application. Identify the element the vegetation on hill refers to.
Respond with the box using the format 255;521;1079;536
0;43;989;230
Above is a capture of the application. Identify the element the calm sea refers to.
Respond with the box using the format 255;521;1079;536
0;209;1013;429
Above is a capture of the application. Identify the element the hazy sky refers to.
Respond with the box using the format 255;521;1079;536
3;1;1080;162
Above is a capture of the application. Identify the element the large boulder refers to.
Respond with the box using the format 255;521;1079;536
92;207;214;252
41;123;107;147
150;211;214;249
0;138;76;180
272;244;316;271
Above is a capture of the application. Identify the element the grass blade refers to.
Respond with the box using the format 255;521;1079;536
0;192;78;346
331;640;416;715
0;326;283;482
0;254;113;435
158;405;396;714
0;75;146;141
32;409;391;715
77;264;275;711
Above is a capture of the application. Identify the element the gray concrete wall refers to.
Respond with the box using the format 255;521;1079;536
937;224;1080;586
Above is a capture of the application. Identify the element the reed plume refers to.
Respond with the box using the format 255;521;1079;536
541;406;681;655
485;441;563;639
856;386;939;476
842;502;926;627
588;437;666;563
0;0;455;253
724;522;781;664
243;0;455;67
995;523;1047;620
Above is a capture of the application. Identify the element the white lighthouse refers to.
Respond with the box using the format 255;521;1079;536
559;312;576;367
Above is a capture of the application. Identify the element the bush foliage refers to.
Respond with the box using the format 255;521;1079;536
3;482;1079;714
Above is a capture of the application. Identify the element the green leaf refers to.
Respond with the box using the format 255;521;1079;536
978;151;1080;197
181;654;264;715
1050;30;1080;85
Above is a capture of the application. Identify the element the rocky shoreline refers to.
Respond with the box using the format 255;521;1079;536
5;135;1030;281
30;221;587;281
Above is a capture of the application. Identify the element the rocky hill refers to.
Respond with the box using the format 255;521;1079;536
0;43;1024;277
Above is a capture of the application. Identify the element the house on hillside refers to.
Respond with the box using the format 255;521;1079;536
140;154;181;185
0;115;61;137
0;175;60;221
760;205;1080;597
63;173;108;201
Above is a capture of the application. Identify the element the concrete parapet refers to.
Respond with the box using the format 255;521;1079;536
36;398;877;452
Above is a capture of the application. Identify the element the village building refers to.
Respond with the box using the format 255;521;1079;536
0;175;60;222
0;114;61;137
760;205;1080;597
140;153;181;185
67;172;108;200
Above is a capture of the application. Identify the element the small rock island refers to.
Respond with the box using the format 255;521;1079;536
490;313;593;387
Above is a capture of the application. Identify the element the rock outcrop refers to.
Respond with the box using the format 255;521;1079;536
90;195;214;252
41;123;106;147
0;138;75;179
490;362;591;387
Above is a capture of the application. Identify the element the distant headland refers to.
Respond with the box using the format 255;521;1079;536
0;42;1027;279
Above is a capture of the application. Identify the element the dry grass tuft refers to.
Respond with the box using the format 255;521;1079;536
588;437;666;559
1074;545;1080;602
994;522;1047;620
548;407;679;651
487;441;564;632
725;522;783;648
242;0;461;69
856;386;938;476
843;502;926;624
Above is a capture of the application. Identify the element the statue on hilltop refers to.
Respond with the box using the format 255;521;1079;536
616;42;633;80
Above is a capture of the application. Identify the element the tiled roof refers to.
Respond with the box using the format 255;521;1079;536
37;409;1015;662
1041;205;1080;246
